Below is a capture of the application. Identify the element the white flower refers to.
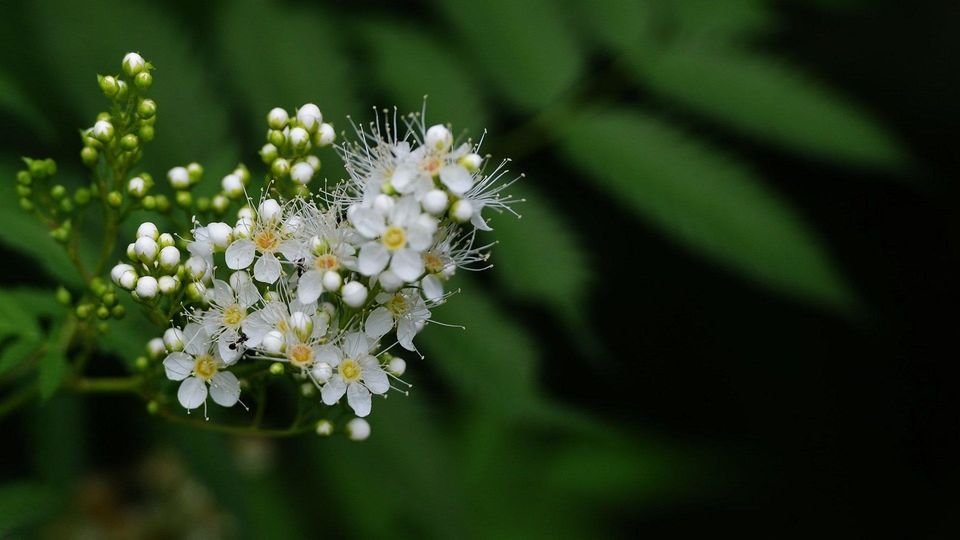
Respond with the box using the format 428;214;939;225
163;323;241;414
194;274;262;363
351;195;436;282
365;287;431;351
224;198;298;283
319;332;390;417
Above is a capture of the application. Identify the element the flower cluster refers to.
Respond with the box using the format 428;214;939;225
116;105;520;432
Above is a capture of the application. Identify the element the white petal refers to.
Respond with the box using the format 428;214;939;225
342;332;369;358
315;344;342;366
321;376;346;405
209;372;241;407
364;307;394;339
177;377;207;409
350;207;385;239
421;274;444;302
346;382;372;417
217;330;243;365
182;322;210;355
297;270;324;304
254;253;281;283
358;243;389;276
225;239;256;269
390;248;425;282
360;359;390;395
163;352;194;381
439;164;473;195
397;318;418;351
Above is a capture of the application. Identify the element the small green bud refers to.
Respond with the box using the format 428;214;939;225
19;198;34;212
195;196;210;213
16;170;31;185
96;305;111;320
50;185;67;200
269;362;285;375
107;191;123;208
50;227;70;243
212;194;230;215
154;194;171;213
98;74;120;98
74;188;92;206
267;129;286;147
134;71;152;91
90;277;107;297
259;143;278;164
115;80;129;101
138;125;154;142
175;191;192;208
141;195;156;210
75;303;94;319
59;198;74;213
81;146;99;166
28;158;48;179
270;158;290;178
187;162;203;184
92;120;115;143
55;286;72;306
101;292;118;307
122;52;146;77
146;401;160;415
111;304;126;319
135;356;149;370
120;133;139;151
43;159;56;176
137;98;157;119
16;185;31;197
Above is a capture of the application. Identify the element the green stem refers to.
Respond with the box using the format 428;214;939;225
71;376;143;393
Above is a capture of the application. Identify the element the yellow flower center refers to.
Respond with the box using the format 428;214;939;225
255;229;280;253
222;304;244;327
314;253;338;271
423;156;442;177
194;355;217;381
288;343;314;367
340;359;361;383
386;294;406;316
382;226;405;251
423;252;444;274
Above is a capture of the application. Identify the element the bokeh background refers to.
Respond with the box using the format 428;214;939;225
1;0;957;538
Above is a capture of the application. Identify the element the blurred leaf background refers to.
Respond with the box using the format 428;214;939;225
1;0;956;538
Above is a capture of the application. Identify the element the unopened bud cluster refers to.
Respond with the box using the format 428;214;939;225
110;221;185;302
260;103;335;194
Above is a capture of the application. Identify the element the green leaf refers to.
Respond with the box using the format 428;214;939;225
356;17;491;131
418;284;540;413
628;46;909;169
0;69;56;142
561;108;856;312
0;481;60;536
38;322;67;401
431;0;584;112
0;289;46;376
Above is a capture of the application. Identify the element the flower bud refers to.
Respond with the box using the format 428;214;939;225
267;107;289;129
311;362;333;383
341;281;368;308
137;221;159;239
221;173;244;198
315;123;336;146
158;245;181;272
459;152;483;171
187;162;203;185
146;337;166;360
139;125;154;142
134;236;159;265
122;52;146;77
135;275;158;299
212;194;230;214
426;124;453;152
290;161;314;185
315;419;334;436
346;418;371;441
267;129;285;147
98;75;120;98
163;327;184;351
127;176;148;197
137;98;157;119
288;127;310;152
450;199;473;222
207;221;234;249
262;330;285;355
184;255;208;281
290;311;313;342
421;189;448;215
296;103;322;132
81;146;99;166
168;166;190;190
111;263;137;289
388;357;407;376
107;191;123;208
120;133;139;151
259;143;278;164
270;157;290;178
157;232;175;248
322;270;342;292
134;71;152;91
158;275;179;295
92;120;115;142
258;199;282;222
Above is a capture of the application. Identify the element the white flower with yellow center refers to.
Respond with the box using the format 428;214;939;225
225;198;298;283
351;195;437;282
319;332;390;417
162;323;241;415
365;288;431;352
195;273;262;364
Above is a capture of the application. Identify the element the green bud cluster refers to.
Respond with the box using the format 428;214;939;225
259;103;335;197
